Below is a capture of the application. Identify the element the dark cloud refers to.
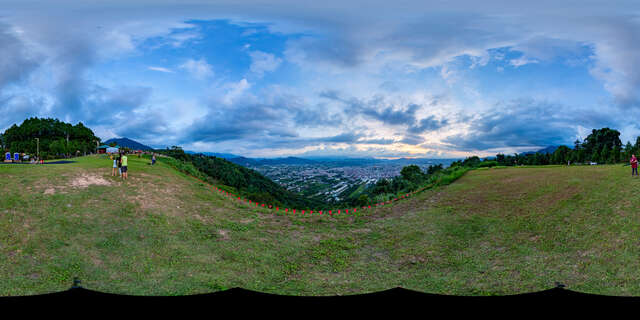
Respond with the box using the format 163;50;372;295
0;23;40;89
442;99;616;151
184;102;298;144
356;138;396;145
0;94;46;130
320;90;421;126
400;134;425;145
408;115;449;134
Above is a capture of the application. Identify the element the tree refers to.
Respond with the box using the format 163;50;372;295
1;117;100;159
552;145;571;164
601;144;610;164
400;165;425;185
582;128;622;157
625;141;634;161
611;145;620;163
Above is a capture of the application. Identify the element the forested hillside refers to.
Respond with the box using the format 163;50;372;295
0;117;100;159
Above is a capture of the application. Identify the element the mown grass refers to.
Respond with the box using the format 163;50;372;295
1;158;639;296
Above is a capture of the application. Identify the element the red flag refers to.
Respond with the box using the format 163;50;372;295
276;207;279;211
293;209;296;214
269;205;272;208
319;210;323;215
261;203;265;207
310;210;313;214
329;210;332;215
368;205;371;209
354;208;357;213
285;208;288;212
345;209;349;214
338;209;341;214
302;210;305;215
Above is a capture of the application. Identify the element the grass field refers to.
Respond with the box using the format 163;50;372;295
1;155;639;296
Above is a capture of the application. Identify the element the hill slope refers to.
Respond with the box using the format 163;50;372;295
1;158;639;296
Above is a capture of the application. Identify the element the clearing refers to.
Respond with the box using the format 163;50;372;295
1;156;639;296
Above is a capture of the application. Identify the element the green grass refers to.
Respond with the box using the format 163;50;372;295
1;157;639;296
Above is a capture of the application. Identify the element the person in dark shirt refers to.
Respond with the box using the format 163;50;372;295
117;153;122;176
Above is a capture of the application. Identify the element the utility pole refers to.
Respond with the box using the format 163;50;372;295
35;138;39;160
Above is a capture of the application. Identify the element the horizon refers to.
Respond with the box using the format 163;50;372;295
2;1;640;158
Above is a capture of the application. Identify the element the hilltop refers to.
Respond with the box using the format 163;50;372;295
2;155;640;296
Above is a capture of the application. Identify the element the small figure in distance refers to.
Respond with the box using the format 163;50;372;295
152;153;156;166
631;154;638;177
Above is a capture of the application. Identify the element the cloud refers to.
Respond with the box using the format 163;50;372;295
408;116;449;134
442;99;617;152
222;78;251;105
179;58;213;79
400;134;425;145
320;90;421;126
148;66;173;73
509;56;539;67
0;23;41;89
248;50;282;77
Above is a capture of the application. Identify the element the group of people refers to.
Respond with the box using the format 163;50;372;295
111;152;129;179
110;152;157;180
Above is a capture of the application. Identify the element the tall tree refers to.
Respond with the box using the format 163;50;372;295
582;128;622;157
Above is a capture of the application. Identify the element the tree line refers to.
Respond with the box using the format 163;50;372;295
491;128;628;166
1;118;101;159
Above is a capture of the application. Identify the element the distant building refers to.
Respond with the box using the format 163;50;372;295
98;145;111;154
106;146;120;154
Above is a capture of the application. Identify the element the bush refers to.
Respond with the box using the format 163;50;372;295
478;161;499;168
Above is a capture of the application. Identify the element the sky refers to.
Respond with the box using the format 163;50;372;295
1;1;640;158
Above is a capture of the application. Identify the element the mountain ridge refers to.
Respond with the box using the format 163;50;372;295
104;137;153;151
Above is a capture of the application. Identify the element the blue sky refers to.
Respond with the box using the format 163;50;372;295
2;1;640;158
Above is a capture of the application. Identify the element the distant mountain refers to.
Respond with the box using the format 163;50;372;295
519;145;567;156
225;155;459;168
185;151;239;159
103;137;153;150
227;156;318;166
536;146;560;154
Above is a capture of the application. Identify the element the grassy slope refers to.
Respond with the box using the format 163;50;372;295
1;157;639;296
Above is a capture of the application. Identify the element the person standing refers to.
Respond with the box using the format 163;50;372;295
152;153;156;166
121;153;128;180
112;155;118;176
631;154;638;176
117;153;122;176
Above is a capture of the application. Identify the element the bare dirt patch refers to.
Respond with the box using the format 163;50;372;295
44;188;55;195
70;174;112;188
218;229;230;241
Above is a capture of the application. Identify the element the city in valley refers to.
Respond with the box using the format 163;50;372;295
236;158;458;203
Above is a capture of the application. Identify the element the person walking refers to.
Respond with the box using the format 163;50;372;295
151;153;156;166
121;152;128;180
631;154;638;176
